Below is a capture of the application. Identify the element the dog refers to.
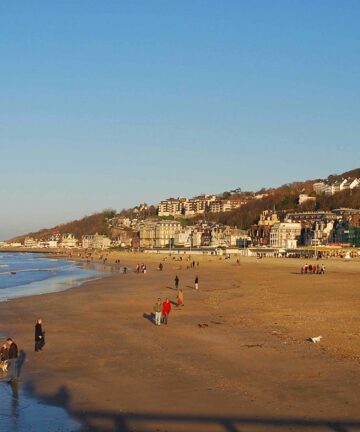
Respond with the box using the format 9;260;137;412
0;360;8;372
308;336;323;343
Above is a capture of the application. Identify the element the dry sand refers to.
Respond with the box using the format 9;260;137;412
1;252;360;432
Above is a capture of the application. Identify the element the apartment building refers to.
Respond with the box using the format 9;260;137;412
270;222;302;249
139;220;182;248
82;234;111;249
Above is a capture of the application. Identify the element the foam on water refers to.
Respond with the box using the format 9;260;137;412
0;253;108;302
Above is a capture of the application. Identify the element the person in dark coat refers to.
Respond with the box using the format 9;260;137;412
6;338;18;382
174;275;179;290
35;319;45;352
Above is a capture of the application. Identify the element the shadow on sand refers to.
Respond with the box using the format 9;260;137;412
142;312;156;325
23;381;360;432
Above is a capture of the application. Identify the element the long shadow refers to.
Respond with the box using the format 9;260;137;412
24;382;360;432
142;312;156;325
17;350;27;377
166;286;177;291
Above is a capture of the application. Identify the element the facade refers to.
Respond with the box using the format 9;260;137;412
24;237;39;248
158;198;186;217
285;211;337;224
82;234;111;249
158;194;243;217
139;220;182;248
313;182;326;194
270;222;302;248
298;194;316;206
60;234;78;248
250;211;279;246
314;178;360;196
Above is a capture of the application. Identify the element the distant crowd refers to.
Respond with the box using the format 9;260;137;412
301;263;326;274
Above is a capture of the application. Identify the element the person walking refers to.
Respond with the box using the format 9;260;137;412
177;288;184;307
35;319;45;352
195;276;199;290
153;298;162;326
162;298;172;325
174;275;179;290
6;338;18;382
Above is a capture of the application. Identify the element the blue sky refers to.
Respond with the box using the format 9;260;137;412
1;0;360;239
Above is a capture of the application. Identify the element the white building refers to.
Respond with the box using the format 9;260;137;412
313;182;326;195
324;183;340;196
350;178;360;190
139;220;182;248
82;234;111;249
60;234;78;248
270;223;302;248
298;194;316;205
24;237;40;248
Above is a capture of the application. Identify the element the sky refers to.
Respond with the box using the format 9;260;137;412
1;0;360;239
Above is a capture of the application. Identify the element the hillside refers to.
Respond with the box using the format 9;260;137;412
11;210;116;243
9;168;360;240
205;188;360;229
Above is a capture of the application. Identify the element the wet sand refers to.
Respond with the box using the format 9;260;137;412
1;253;360;431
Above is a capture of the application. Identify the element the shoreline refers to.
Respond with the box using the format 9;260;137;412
1;252;360;431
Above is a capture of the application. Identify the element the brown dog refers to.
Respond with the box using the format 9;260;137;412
0;360;8;372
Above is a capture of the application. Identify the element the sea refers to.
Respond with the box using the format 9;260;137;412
0;252;107;302
0;252;110;431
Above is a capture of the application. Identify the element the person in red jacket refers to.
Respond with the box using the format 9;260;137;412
162;298;172;325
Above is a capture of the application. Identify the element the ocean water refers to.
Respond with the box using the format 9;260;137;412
0;252;107;302
0;384;80;432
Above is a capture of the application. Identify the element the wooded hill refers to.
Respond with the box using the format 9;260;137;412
11;210;116;243
10;168;360;240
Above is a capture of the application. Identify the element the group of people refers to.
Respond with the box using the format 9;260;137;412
136;263;147;274
301;263;326;274
153;298;172;325
151;274;200;326
0;338;18;382
0;319;45;383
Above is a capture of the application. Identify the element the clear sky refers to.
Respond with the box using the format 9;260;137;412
1;1;360;239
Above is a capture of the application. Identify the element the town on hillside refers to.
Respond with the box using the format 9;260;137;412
2;173;360;254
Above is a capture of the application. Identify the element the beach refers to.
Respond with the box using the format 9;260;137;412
1;252;360;431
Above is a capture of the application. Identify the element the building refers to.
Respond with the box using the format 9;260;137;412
313;182;326;194
285;211;337;224
154;220;182;248
82;234;112;249
24;237;40;248
350;178;360;190
60;234;78;248
298;194;316;206
270;222;302;249
158;198;186;217
250;211;279;246
139;220;182;248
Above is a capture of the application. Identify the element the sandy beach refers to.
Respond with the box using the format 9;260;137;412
1;252;360;432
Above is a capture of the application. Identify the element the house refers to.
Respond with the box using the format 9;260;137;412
250;211;279;246
24;237;40;248
158;198;186;217
270;223;302;249
298;194;316;205
313;182;326;194
60;234;78;248
139;220;181;248
82;233;111;249
350;178;360;190
324;182;341;196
